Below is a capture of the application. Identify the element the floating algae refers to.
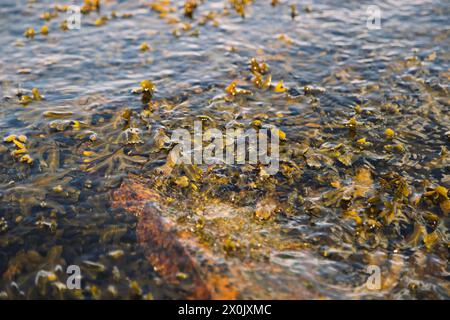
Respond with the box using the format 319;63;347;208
24;28;35;39
40;26;49;36
3;134;33;164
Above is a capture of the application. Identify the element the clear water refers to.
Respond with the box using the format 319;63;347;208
0;0;448;299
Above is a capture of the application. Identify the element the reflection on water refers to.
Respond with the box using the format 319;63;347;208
0;0;449;299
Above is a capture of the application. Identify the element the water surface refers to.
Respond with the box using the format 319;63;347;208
0;0;449;299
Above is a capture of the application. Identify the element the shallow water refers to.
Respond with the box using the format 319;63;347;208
0;0;449;299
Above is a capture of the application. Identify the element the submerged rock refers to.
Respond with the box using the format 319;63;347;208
112;174;315;299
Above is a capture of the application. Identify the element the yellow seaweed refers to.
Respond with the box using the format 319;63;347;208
274;80;287;93
24;27;35;38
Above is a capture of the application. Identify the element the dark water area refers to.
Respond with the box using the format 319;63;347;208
0;0;449;299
